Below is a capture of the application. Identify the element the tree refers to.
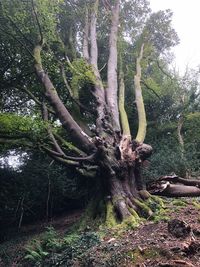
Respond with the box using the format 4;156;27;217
1;0;199;227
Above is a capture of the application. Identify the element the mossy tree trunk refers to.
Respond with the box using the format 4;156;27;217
91;135;154;225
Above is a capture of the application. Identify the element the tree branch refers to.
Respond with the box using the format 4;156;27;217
118;56;131;137
134;43;147;143
83;5;90;61
141;80;160;99
16;87;55;115
52;133;85;156
6;14;34;47
33;44;96;153
89;0;106;135
106;0;120;132
60;65;92;113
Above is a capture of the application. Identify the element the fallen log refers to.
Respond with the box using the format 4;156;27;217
148;175;200;197
158;175;200;187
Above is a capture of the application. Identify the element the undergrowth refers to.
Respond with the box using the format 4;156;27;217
23;226;101;266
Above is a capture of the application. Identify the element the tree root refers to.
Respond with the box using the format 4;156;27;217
105;192;164;229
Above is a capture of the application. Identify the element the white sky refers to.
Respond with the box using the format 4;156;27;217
150;0;200;74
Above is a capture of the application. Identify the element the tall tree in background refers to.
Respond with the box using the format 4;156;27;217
2;0;198;226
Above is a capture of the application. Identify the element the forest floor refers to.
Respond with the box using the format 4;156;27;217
0;198;200;267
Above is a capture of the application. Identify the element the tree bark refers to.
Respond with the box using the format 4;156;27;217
149;175;200;197
106;0;120;132
88;0;108;135
83;6;90;61
33;44;95;153
134;43;147;143
94;138;153;223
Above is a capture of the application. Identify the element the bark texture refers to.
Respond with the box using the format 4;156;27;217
134;44;147;143
33;45;95;153
106;0;120;132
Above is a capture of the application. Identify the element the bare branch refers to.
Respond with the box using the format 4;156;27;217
141;80;160;99
106;0;120;131
33;44;96;153
156;60;174;82
83;5;90;61
134;43;147;143
53;133;86;156
118;60;131;137
16;87;55;115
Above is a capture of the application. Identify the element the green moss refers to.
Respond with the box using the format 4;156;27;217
193;201;200;209
121;215;140;230
150;208;170;223
126;247;161;264
133;198;153;218
146;195;164;212
105;201;117;228
127;249;142;263
70;200;104;232
172;199;187;207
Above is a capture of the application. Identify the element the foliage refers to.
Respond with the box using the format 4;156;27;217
0;113;46;141
24;228;101;266
144;112;200;181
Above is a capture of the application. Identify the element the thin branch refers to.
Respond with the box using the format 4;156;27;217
31;0;43;44
0;137;33;147
156;60;174;81
60;65;93;113
42;102;67;156
42;144;95;162
42;103;95;162
41;145;80;166
48;154;80;166
99;63;107;72
141;80;160;99
65;55;83;76
53;133;86;156
15;87;56;115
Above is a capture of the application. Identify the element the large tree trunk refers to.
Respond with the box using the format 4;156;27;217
90;137;155;226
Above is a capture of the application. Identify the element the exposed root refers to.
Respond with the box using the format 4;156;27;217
105;192;165;229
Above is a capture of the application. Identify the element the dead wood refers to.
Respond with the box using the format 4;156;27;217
148;174;200;197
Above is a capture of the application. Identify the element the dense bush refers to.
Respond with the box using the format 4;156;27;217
24;227;100;267
144;112;200;182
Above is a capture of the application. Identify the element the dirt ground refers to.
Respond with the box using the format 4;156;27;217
80;199;200;267
0;199;200;267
